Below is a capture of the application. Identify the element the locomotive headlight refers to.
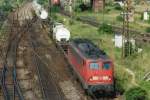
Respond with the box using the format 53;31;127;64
92;76;99;80
103;76;111;80
90;76;99;81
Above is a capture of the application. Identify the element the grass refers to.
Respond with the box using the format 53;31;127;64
54;13;150;99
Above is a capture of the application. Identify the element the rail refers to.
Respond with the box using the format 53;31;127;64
0;18;34;100
0;3;65;100
0;32;25;100
1;65;9;100
28;27;65;100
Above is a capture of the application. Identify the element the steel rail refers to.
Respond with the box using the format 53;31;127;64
1;31;24;100
0;16;35;100
28;29;65;100
1;65;9;100
27;31;47;99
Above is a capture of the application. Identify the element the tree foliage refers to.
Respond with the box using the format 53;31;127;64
98;23;113;34
113;3;122;11
116;15;123;22
37;0;48;6
146;27;150;33
0;0;13;12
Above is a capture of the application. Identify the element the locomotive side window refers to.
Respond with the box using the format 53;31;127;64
90;63;99;70
103;63;110;70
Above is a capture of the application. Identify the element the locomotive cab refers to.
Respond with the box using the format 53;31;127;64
87;60;114;92
88;61;113;83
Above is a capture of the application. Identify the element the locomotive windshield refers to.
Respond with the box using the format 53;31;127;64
103;62;111;70
90;63;99;70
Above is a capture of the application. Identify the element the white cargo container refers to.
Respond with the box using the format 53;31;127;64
53;23;70;42
115;33;123;48
143;11;149;21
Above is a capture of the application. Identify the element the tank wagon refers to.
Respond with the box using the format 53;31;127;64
52;22;70;42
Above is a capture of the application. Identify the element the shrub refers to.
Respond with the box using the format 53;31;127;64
114;3;123;11
0;2;13;13
74;6;82;12
145;27;150;33
2;5;12;12
125;87;148;100
75;3;91;12
141;13;144;20
69;19;74;25
98;23;113;34
115;78;125;94
37;0;48;5
115;70;131;95
116;15;123;22
105;0;114;6
104;8;111;14
51;6;60;13
79;3;91;11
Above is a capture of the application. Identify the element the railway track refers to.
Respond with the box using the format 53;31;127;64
0;3;66;99
56;44;115;100
1;9;85;100
0;18;29;100
27;26;65;100
0;18;66;100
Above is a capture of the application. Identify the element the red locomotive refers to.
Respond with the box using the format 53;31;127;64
65;39;114;93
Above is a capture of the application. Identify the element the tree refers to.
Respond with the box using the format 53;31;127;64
2;0;13;12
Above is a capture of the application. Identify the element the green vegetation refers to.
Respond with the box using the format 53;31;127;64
116;15;123;22
0;0;12;14
73;2;150;33
0;0;12;37
37;0;48;5
125;87;148;100
98;23;113;34
146;27;150;33
113;3;123;11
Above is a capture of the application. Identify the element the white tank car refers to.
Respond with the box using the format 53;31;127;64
32;0;48;20
53;23;70;42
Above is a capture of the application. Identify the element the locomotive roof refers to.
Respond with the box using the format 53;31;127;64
71;39;109;60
